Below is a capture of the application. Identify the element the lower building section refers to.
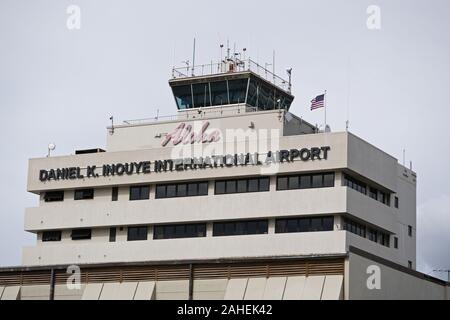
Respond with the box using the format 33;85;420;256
1;248;448;300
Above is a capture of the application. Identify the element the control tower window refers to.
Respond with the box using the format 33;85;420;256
258;84;274;110
247;80;257;107
228;79;248;104
192;82;211;108
210;80;229;106
172;85;194;109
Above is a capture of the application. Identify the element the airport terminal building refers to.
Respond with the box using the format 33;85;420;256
0;57;449;300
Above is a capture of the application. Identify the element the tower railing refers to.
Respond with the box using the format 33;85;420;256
171;58;291;93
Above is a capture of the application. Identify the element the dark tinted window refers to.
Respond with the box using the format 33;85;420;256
215;181;226;194
369;188;378;200
74;189;94;200
277;173;334;190
228;79;248;104
42;231;62;242
192;82;211;108
237;180;247;193
275;216;334;233
344;175;367;195
216;177;270;194
71;229;91;240
323;173;335;187
198;182;208;195
277;177;288;190
129;186;150;201
210;81;229;106
300;175;311;189
343;219;366;238
226;180;236;193
213;220;268;237
111;187;118;201
395;196;399;208
177;184;187;197
153;223;206;240
127;226;148;241
155;185;166;198
156;181;208;199
259;177;270;191
312;175;323;188
109;227;116;242
172;85;194;109
44;191;64;202
166;185;177;198
288;176;299;189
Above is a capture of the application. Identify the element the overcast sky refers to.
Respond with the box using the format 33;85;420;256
0;0;449;280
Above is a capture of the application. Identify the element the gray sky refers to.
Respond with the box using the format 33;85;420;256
1;0;449;280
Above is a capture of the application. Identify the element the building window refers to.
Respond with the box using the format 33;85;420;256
74;189;94;200
44;191;64;202
369;188;378;200
379;191;390;206
156;181;208;199
127;226;148;241
380;233;390;247
394;237;398;249
215;177;270;195
153;223;206;240
275;216;334;233
344;174;391;207
129;185;150;201
408;261;412;269
343;174;367;195
277;173;334;191
213;220;268;237
368;229;390;247
408;225;413;237
343;219;366;238
71;229;91;240
42;231;62;242
109;227;116;242
368;228;378;243
395;196;399;208
112;187;119;201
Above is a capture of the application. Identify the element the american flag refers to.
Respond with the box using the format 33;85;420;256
311;94;325;110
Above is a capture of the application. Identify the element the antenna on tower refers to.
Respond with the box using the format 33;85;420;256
109;116;114;135
286;68;292;93
191;38;196;77
272;50;276;84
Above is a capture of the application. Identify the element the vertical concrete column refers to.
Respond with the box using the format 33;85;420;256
208;180;215;195
206;222;213;237
269;175;277;191
335;171;343;186
334;215;343;231
148;226;154;240
268;219;276;234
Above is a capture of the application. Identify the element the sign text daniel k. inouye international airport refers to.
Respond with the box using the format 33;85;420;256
38;147;331;182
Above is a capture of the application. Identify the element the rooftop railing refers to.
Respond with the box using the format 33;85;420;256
122;105;261;126
172;58;292;93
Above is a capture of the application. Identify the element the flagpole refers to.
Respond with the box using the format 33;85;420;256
324;90;327;128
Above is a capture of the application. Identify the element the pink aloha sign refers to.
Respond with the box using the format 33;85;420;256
161;121;221;146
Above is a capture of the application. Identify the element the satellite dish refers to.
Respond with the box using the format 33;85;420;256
325;125;331;133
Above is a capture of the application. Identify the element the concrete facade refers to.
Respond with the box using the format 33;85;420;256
5;66;444;300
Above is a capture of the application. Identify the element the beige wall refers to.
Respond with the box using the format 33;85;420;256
23;231;347;266
347;251;447;300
